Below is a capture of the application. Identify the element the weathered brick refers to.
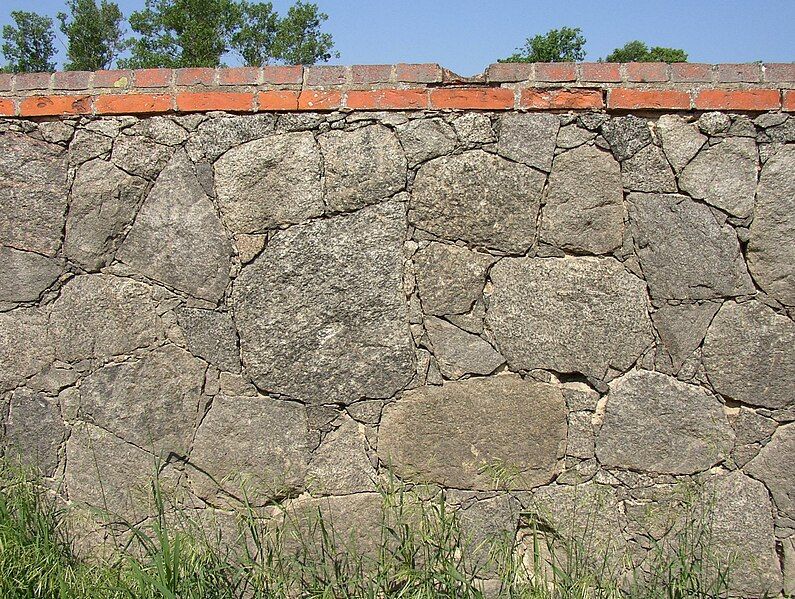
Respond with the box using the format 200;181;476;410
520;88;603;109
95;93;172;115
608;88;690;110
305;65;348;86
262;65;303;85
297;90;342;110
256;90;299;111
0;98;14;116
53;71;92;90
535;63;576;82
219;67;260;86
93;70;132;88
176;67;215;86
579;62;621;82
346;89;427;110
764;63;795;82
626;62;669;82
0;73;12;92
429;87;514;109
135;68;173;88
783;90;795;112
486;62;534;82
14;72;51;91
396;63;442;83
176;92;254;112
351;64;392;83
19;95;91;116
694;89;780;111
670;63;713;82
717;63;761;83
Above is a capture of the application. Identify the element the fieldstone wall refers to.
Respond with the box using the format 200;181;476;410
1;106;794;596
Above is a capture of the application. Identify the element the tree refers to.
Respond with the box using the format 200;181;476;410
58;0;126;71
500;27;586;63
121;0;337;69
605;40;688;63
1;11;56;73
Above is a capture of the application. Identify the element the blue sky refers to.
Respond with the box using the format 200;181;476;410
1;0;793;75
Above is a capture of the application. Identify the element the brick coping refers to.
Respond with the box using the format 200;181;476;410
0;63;793;117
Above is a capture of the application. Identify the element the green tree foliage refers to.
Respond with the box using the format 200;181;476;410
605;40;688;63
121;0;336;68
1;11;57;73
500;26;586;63
58;0;126;71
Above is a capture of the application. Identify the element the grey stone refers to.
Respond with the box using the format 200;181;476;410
652;302;720;372
111;135;173;179
3;388;66;476
697;112;731;135
118;150;231;302
0;132;67;256
679;137;757;218
596;370;734;474
49;274;163;362
214;132;323;233
0;246;62;303
746;423;795;519
556;124;596;149
703;300;795;409
453;113;496;144
600;115;652;161
424;317;504;378
78;345;206;455
234;234;266;264
233;202;414;404
655;115;706;173
496;112;559;171
0;309;53;392
627;193;753;300
747;144;795;306
126;117;188;146
319;124;406;212
307;415;376;495
188;394;308;504
451;492;521;571
785;536;795;596
38;120;75;144
185;114;276;162
567;411;595;459
69;130;112;164
414;242;495;316
379;375;566;490
176;308;240;373
766;118;795;143
563;383;599;412
410;150;544;253
733;407;777;446
620;144;676;192
396;118;456;166
64;159;148;270
486;257;652;380
540;145;625;254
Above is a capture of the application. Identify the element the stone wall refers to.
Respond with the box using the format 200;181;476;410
0;65;794;595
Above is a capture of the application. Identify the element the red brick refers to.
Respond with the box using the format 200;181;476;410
764;63;795;82
93;70;132;88
670;63;712;82
396;63;442;83
305;65;347;86
521;88;603;110
0;74;12;92
535;63;576;82
19;95;91;116
14;72;51;91
486;62;534;82
297;90;342;110
95;93;172;115
262;65;303;85
176;92;254;112
346;89;427;110
716;63;761;83
256;90;299;111
219;67;260;86
135;69;173;88
430;87;514;110
579;62;620;82
53;71;92;90
694;89;780;111
351;64;392;83
608;88;690;110
781;90;794;112
176;67;215;86
626;62;669;82
0;98;14;116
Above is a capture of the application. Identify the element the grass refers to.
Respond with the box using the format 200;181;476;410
0;459;737;599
